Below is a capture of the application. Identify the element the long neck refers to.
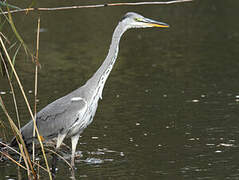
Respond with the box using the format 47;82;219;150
85;22;127;98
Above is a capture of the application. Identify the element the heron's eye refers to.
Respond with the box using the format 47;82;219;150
134;18;143;22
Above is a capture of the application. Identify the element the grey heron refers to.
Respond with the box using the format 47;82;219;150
10;12;169;166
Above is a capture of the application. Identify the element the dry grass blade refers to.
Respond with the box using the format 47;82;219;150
0;16;7;30
0;46;8;76
6;7;29;55
0;41;21;133
0;1;21;10
45;148;72;169
1;151;28;170
0;32;8;77
10;43;22;80
30;16;53;179
32;17;40;163
0;96;36;178
0;119;7;141
0;12;52;178
0;48;20;133
0;34;22;133
0;142;48;172
7;41;17;51
0;32;52;179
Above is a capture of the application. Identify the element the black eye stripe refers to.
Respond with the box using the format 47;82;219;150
120;14;131;22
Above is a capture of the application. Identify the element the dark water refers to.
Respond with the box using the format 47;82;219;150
1;0;239;179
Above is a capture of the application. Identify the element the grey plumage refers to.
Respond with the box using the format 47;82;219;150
10;12;169;166
18;88;87;143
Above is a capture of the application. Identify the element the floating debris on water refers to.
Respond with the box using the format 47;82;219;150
189;138;200;141
79;175;88;178
120;152;125;156
91;136;99;140
186;99;200;103
104;159;114;162
163;94;167;98
136;122;140;126
89;151;105;155
5;176;16;180
217;91;222;94
206;144;215;146
0;91;6;95
35;157;41;161
98;148;116;153
84;158;104;164
217;143;234;147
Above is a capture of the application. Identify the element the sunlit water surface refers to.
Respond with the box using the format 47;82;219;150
0;0;239;179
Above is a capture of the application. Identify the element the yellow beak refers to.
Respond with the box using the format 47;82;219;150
144;18;170;28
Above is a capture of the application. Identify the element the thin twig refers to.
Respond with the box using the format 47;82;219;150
32;17;52;180
32;15;40;165
0;0;193;15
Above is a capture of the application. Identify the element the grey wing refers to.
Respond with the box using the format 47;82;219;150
20;96;87;144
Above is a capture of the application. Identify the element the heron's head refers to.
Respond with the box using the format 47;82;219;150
120;12;169;29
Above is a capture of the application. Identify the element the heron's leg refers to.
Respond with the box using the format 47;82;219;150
51;133;67;174
71;134;80;167
56;133;67;149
